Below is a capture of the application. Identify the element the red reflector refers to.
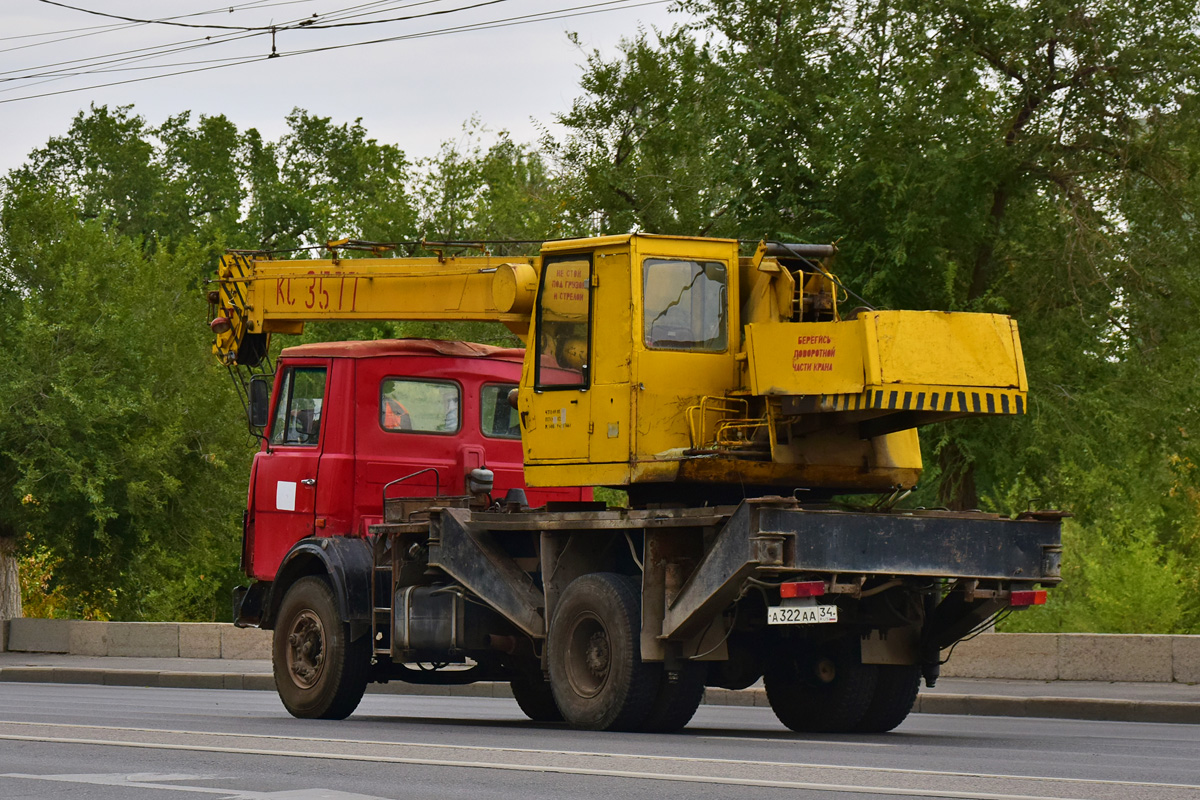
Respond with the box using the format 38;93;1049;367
1010;589;1047;607
210;316;232;334
780;581;825;599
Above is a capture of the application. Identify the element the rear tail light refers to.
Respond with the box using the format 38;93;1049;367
1009;589;1047;607
780;580;825;599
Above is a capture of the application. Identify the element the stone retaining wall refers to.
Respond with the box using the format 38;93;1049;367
939;632;1200;683
2;619;1197;682
2;619;270;660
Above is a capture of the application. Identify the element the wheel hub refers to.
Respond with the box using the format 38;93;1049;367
285;609;325;689
585;631;610;675
565;612;610;699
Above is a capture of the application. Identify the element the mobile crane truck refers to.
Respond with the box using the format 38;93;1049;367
208;234;1062;733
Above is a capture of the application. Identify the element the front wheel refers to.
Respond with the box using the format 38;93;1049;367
273;576;369;720
547;573;657;731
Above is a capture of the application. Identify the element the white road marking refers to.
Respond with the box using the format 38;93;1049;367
697;733;894;747
1;731;1197;800
0;720;1195;793
0;772;390;799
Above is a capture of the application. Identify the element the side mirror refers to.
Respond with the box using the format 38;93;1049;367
249;375;272;429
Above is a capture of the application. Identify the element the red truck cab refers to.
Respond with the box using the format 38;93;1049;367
243;339;590;581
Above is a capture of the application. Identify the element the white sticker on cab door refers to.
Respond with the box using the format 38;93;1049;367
276;480;297;511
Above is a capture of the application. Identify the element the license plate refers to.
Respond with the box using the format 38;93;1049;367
767;604;838;625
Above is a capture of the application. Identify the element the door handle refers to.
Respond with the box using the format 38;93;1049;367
300;478;316;487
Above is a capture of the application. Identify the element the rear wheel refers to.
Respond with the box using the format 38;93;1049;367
640;661;707;732
548;573;657;731
855;664;921;733
273;576;369;720
763;638;878;733
510;674;563;722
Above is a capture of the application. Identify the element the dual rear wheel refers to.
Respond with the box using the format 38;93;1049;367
763;638;920;733
545;572;705;732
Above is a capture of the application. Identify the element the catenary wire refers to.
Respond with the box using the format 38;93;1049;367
4;0;314;48
0;0;669;105
35;0;516;32
3;0;508;78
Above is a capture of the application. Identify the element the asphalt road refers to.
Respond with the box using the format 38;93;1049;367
1;682;1198;800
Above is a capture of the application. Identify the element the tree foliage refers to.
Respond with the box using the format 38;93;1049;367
551;0;1200;631
0;191;247;618
2;0;1198;631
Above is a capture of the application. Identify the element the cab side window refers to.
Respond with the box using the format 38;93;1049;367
643;258;728;351
481;383;520;439
269;367;327;446
380;379;461;434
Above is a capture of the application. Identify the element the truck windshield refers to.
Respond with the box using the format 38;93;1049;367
269;367;326;446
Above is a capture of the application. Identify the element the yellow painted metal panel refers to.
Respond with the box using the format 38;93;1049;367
871;311;1022;388
744;321;866;396
1011;318;1029;392
520;385;591;463
525;461;631;488
588;247;634;466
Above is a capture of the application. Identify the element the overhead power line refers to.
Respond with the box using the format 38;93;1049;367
0;0;316;54
2;1;482;81
36;0;517;32
1;0;670;105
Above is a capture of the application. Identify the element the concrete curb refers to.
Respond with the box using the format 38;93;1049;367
913;693;1200;725
5;622;1200;684
2;666;1198;725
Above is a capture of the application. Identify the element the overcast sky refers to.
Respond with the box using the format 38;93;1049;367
1;0;692;173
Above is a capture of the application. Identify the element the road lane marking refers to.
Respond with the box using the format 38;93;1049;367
695;733;893;747
0;734;1105;800
1;773;235;796
0;719;895;766
0;772;388;799
2;731;1199;800
0;720;1195;793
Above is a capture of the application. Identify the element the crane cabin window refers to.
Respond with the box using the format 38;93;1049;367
380;379;461;434
535;254;592;389
269;367;326;446
643;258;728;351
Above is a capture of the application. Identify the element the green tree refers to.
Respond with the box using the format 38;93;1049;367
0;183;249;619
552;0;1200;630
550;30;742;236
244;109;417;250
416;119;567;246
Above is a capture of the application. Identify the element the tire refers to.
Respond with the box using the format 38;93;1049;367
510;674;563;722
273;576;369;720
547;573;657;731
640;661;707;733
763;638;878;733
855;664;921;733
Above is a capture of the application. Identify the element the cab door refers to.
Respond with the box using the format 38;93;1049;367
250;360;329;579
520;251;593;464
631;240;740;479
